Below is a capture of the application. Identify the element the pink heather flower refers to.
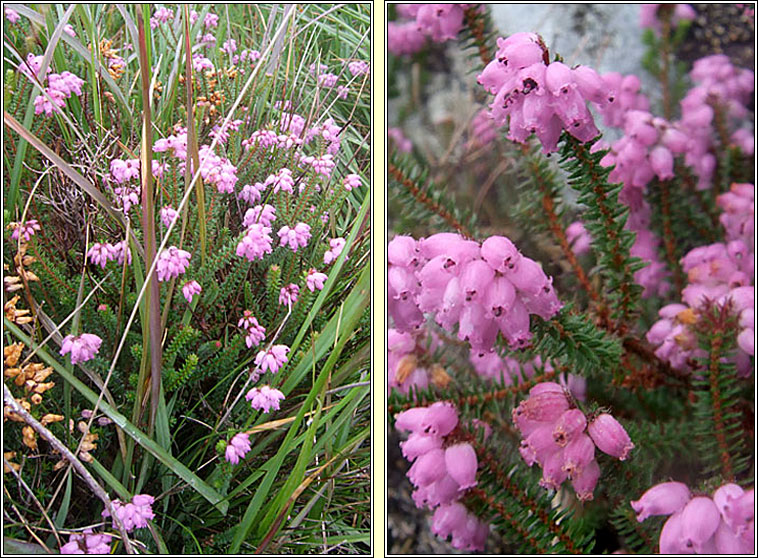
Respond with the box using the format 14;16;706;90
306;268;328;292
587;413;634;460
221;38;237;55
192;53;214;72
63;24;76;37
111;240;132;266
277;223;311;252
243;204;276;228
19;53;47;82
323;237;347;265
102;494;155;532
469;108;498;148
245;385;286;413
255;345;290;374
317;73;338;88
150;6;173;28
348;60;369;76
636;482;755;554
224;432;251;465
631;481;692;522
155;246;191;282
110;159;140;183
238;311;266;348
60;530;112;555
87;242;114;269
444;443;478;490
34;88;66;116
571;458;601;502
5;7;20;23
60;334;102;365
204;12;218;28
431;502;489;552
343;173;362;191
311;154;335;177
182;280;202;303
10;220;41;242
309;62;328;76
238;182;266;205
236;224;273;262
189;9;198;24
279;283;300;307
336;85;349;99
160;206;178;228
387;21;428;56
388;127;412;153
566;221;591;256
267;168;295;194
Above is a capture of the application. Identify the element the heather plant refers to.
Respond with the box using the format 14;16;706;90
3;4;369;553
387;4;754;554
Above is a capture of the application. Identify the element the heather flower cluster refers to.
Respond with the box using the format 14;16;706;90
224;432;251;465
388;233;562;351
632;481;754;554
60;530;113;555
19;52;86;117
102;494;155;532
155;246;191;282
86;240;131;268
477;33;618;153
245;385;286;413
9;220;40;243
513;382;633;500
647;183;754;375
60;333;102;365
395;402;489;551
388;4;472;56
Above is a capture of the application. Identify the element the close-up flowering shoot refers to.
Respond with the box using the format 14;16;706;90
387;3;754;555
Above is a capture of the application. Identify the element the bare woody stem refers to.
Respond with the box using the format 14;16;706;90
3;384;134;554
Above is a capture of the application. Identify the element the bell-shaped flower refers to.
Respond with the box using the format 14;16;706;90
444;443;477;490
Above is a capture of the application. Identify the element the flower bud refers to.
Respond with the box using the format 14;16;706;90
588;413;634;460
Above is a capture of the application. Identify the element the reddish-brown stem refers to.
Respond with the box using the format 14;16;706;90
569;139;636;322
463;7;492;66
388;162;473;238
707;331;734;480
657;179;684;293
